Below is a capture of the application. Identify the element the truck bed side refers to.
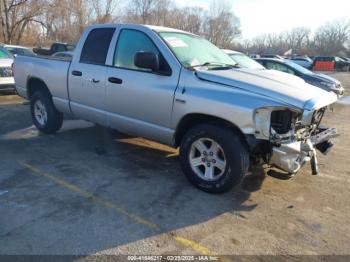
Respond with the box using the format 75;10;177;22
14;55;72;114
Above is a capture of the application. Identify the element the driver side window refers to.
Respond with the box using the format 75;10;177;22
114;29;170;74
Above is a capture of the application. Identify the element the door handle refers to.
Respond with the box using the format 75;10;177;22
86;78;100;83
72;70;82;76
108;77;123;84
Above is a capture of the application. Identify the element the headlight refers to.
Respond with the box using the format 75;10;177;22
320;81;337;90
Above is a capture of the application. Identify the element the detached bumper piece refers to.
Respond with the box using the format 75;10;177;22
270;127;338;175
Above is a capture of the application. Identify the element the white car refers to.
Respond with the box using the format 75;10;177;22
4;44;35;57
0;47;15;92
223;49;265;69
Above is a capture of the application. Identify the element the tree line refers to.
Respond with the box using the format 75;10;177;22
0;0;240;48
238;21;350;56
1;0;349;56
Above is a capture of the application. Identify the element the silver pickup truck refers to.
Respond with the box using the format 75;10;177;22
14;24;338;193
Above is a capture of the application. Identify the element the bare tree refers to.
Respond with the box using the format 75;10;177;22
124;0;241;47
163;6;203;35
312;20;350;55
125;0;155;24
178;7;203;34
149;0;172;25
35;0;92;45
286;27;310;53
243;32;289;55
0;0;44;44
90;0;119;23
202;0;241;48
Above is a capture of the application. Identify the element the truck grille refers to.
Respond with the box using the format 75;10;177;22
0;67;13;77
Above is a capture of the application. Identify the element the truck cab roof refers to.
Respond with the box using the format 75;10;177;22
87;23;195;35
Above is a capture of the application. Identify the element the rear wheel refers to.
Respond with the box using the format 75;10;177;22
30;91;63;134
180;123;249;193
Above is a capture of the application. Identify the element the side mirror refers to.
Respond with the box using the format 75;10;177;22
134;52;159;72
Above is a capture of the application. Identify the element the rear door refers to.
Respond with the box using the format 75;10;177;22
68;27;116;125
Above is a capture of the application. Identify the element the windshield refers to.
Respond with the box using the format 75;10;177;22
159;32;234;68
230;53;265;69
7;47;33;56
284;59;313;75
0;48;13;59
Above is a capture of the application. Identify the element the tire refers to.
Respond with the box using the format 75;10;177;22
30;90;63;134
180;123;249;194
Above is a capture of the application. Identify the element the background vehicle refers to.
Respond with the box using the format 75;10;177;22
14;24;338;193
256;58;344;95
260;54;284;59
249;54;260;59
340;57;350;62
223;49;265;69
288;56;313;69
33;42;75;56
4;45;35;57
313;56;350;71
0;47;15;92
52;51;73;59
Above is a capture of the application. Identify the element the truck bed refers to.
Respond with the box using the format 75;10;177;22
14;54;72;114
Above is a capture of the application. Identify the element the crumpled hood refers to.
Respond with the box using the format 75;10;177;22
195;68;337;110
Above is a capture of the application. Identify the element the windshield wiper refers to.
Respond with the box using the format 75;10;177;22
187;61;239;70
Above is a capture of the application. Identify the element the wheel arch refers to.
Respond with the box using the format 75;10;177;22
27;77;52;99
174;113;248;148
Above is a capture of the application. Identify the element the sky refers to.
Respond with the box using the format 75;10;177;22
175;0;350;39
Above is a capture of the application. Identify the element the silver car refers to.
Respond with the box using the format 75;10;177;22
0;47;15;92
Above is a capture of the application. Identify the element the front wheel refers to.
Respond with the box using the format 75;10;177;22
30;91;63;134
180;124;249;193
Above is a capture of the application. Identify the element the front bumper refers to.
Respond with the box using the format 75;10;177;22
0;85;15;92
270;127;337;174
0;77;15;92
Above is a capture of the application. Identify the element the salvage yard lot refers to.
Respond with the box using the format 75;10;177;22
0;72;350;257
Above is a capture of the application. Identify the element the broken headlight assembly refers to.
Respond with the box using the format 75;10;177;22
253;107;302;144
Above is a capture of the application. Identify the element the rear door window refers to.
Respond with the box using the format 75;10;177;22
80;28;115;65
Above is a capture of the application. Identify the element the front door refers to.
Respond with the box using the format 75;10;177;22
105;29;179;142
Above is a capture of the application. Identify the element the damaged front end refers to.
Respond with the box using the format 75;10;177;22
253;105;338;175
